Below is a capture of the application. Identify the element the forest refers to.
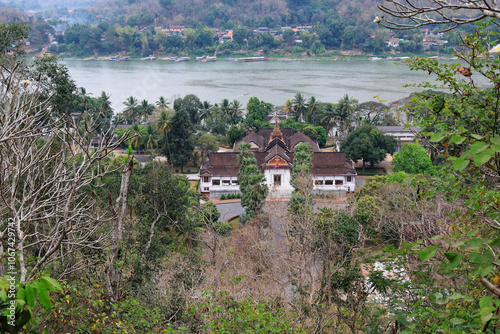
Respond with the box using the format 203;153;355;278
1;0;475;58
2;0;500;331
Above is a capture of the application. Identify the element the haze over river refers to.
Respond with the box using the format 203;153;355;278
63;59;451;113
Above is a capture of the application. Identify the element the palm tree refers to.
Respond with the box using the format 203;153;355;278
229;99;243;124
144;124;158;151
319;103;338;137
292;93;306;122
200;101;213;123
123;96;139;124
230;100;242;117
156;96;169;112
283;99;294;114
79;87;91;111
139;99;155;123
130;123;144;152
336;94;358;139
306;96;319;124
98;91;113;133
156;110;172;137
220;98;231;117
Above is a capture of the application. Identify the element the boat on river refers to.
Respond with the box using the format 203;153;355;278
176;57;190;62
238;57;270;62
203;56;217;62
115;56;130;61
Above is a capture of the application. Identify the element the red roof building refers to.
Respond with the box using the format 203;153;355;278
199;122;356;198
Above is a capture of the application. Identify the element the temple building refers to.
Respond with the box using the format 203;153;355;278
199;122;357;198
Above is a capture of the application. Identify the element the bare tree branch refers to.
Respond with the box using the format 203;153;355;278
377;0;500;32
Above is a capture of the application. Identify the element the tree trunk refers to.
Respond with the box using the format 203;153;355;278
106;157;134;303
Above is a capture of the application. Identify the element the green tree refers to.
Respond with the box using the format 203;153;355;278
130;161;191;282
319;102;337;136
392;142;436;175
130;123;145;151
244;97;273;131
143;124;158;151
341;124;396;173
173;94;203;125
96;91;113;133
138;99;155;123
233;26;248;46
197;133;219;165
162;109;194;172
306;96;319;124
115;25;139;51
29;56;79;117
283;29;295;45
156;109;173;138
227;125;246;147
292;92;307;122
155;96;169;112
288;142;314;220
122;96;139;124
335;94;358;139
317;19;343;49
237;143;268;221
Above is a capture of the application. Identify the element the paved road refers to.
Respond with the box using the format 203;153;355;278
216;202;243;222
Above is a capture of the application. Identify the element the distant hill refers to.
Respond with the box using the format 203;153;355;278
89;0;383;28
0;0;94;11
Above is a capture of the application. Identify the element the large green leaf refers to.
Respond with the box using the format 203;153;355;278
16;287;25;301
450;135;465;144
430;132;446;142
450;318;465;325
491;136;500;145
469;250;493;264
25;283;36;307
465;238;484;250
473;148;494;167
36;283;51;309
453;156;469;171
419;246;438;261
470;141;489;154
40;276;62;292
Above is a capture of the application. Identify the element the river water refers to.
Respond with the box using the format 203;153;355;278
63;58;447;113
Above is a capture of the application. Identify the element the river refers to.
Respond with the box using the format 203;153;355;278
63;58;447;113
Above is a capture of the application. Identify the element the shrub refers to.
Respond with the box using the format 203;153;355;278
187;169;191;173
236;193;241;198
220;194;226;200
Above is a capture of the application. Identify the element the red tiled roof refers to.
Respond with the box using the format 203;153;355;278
235;131;265;150
289;131;321;152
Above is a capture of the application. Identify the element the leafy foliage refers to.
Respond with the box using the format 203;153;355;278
237;143;268;221
341;124;397;171
392;142;437;175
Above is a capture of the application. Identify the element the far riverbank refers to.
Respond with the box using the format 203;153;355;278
62;57;450;113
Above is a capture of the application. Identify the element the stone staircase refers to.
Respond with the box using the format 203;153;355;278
267;185;294;199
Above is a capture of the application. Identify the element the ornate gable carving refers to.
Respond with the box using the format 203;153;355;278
266;155;288;168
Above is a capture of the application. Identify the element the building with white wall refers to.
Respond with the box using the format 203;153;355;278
199;122;357;198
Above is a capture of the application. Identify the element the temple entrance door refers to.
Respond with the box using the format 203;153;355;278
274;174;281;186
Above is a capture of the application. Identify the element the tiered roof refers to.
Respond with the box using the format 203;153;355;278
202;125;356;177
